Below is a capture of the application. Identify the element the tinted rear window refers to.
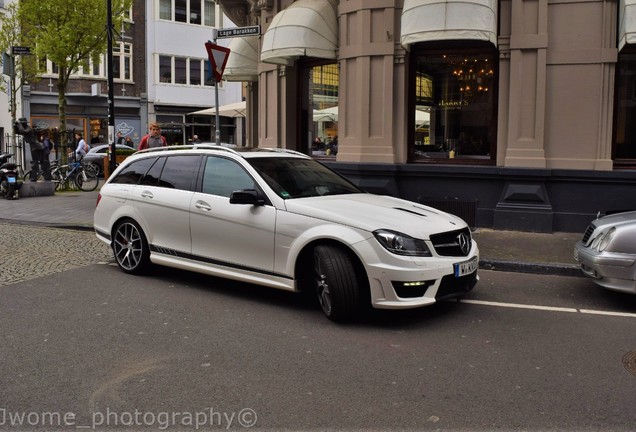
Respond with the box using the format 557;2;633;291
110;157;157;185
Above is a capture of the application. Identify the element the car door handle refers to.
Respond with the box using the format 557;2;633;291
141;191;154;199
195;200;212;211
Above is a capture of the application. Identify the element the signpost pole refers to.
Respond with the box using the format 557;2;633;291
213;30;221;146
106;0;117;174
205;27;256;146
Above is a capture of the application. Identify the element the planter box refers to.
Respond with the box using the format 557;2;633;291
102;154;130;179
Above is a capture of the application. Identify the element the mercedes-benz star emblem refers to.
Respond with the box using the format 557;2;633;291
457;232;470;255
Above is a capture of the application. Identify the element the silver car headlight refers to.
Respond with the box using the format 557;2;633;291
373;229;432;257
598;227;615;252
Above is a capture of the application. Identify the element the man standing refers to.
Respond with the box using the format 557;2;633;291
14;118;51;181
138;123;168;150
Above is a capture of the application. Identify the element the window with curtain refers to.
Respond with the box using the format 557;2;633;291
159;0;171;20
204;0;216;26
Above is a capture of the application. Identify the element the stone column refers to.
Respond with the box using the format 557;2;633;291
337;0;406;163
502;0;549;168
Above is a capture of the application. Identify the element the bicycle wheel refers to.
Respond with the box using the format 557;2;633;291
22;170;43;182
50;170;62;189
83;162;100;177
74;169;99;192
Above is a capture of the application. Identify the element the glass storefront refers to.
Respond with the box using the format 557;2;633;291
614;48;636;163
302;63;339;158
411;45;497;163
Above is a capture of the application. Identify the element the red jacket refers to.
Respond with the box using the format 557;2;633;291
138;134;167;150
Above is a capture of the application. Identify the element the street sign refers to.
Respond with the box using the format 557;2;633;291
11;46;31;55
204;41;231;82
216;25;260;39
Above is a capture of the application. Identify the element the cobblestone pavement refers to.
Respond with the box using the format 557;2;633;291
0;222;114;287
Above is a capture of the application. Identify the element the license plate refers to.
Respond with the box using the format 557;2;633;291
7;176;15;183
454;256;478;277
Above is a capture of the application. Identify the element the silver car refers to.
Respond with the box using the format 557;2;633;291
574;211;636;294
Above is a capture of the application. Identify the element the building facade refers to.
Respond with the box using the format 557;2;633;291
219;0;636;233
13;0;245;152
22;0;146;150
0;0;19;150
147;0;244;145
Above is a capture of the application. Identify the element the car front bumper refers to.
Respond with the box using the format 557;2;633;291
574;241;636;294
362;242;480;309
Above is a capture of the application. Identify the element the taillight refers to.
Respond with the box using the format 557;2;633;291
96;193;102;207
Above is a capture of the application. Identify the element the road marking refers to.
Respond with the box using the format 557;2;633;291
459;299;636;318
579;309;636;318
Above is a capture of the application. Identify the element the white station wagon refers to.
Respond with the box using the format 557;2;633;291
94;145;479;321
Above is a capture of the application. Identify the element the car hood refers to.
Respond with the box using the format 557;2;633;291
594;211;636;229
284;193;465;238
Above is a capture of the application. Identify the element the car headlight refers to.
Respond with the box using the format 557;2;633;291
373;229;432;257
598;227;615;251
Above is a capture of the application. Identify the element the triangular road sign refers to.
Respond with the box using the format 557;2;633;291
205;41;231;82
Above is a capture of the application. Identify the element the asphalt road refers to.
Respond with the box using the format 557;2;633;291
1;224;635;431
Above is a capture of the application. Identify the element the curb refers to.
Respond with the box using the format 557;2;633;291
0;219;94;232
0;217;583;277
480;259;583;277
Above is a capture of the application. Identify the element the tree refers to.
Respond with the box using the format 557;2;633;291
17;0;131;144
0;2;40;124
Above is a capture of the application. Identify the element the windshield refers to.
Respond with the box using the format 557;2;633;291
248;157;363;199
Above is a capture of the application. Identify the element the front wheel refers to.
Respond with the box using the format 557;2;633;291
22;170;42;182
74;169;99;191
112;219;151;274
312;245;362;322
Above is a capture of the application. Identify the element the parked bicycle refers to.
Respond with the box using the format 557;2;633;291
22;160;62;185
56;161;99;192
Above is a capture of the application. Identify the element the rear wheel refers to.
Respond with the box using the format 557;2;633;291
112;219;151;274
312;245;361;321
74;169;99;191
83;162;100;177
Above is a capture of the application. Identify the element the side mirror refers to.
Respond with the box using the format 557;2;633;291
230;189;266;205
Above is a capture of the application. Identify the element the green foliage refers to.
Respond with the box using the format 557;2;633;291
114;148;136;156
14;0;132;131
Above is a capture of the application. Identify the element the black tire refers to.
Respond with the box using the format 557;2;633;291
74;169;99;191
83;162;100;177
312;245;361;321
112;219;151;274
23;170;42;182
50;170;62;189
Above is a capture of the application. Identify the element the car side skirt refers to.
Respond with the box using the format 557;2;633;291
149;245;296;291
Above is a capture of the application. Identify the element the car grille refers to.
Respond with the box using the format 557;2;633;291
582;224;596;245
429;227;472;257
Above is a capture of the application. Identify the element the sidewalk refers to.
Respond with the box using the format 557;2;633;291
0;189;583;277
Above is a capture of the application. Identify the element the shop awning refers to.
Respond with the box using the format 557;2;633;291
313;106;338;122
400;0;497;48
619;0;636;51
261;0;338;66
223;36;259;82
189;101;247;118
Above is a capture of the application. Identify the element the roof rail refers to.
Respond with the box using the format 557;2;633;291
260;147;309;157
135;144;240;156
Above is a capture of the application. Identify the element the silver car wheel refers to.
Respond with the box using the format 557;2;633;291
113;220;149;274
